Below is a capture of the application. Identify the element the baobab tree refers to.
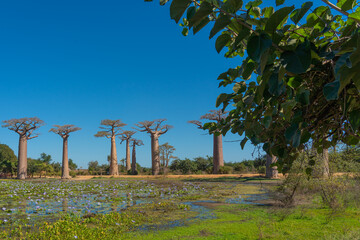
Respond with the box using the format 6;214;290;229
49;125;81;179
135;119;172;175
159;142;176;174
94;119;126;175
130;138;143;175
119;130;136;172
189;110;227;174
266;154;278;179
2;117;45;179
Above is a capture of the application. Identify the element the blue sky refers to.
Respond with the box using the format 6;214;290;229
0;0;312;168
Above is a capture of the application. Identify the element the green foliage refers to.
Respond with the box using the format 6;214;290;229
218;165;233;174
0;144;17;176
148;0;360;173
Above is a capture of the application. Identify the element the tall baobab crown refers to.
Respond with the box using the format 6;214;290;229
49;125;81;138
2;117;45;139
94;119;126;138
134;119;173;135
131;138;144;146
119;130;136;143
200;109;228;122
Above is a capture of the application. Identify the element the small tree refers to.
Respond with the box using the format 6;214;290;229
135;119;173;175
95;119;126;175
119;131;136;171
2;117;44;179
159;142;176;173
49;125;81;179
0;144;17;178
189;110;227;174
130;139;144;175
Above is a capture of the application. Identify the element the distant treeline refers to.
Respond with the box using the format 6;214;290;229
1;143;359;178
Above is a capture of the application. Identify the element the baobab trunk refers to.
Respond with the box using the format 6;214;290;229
322;148;330;178
151;134;160;175
213;134;224;174
266;154;278;178
110;136;118;175
62;138;70;179
126;140;131;171
131;144;137;175
18;135;27;179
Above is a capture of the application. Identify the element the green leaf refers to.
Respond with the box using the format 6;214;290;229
222;0;243;14
186;6;196;20
240;137;248;149
295;89;310;105
263;116;272;128
245;0;262;9
189;2;213;27
170;0;192;23
290;2;313;25
285;123;299;143
160;0;170;5
242;60;255;80
247;33;272;62
216;93;229;107
287;76;302;89
193;17;210;34
281;40;311;74
349;110;360;130
182;27;189;36
323;80;340;101
265;6;295;34
215;34;232;53
276;0;285;6
349;9;360;21
209;14;232;39
268;73;285;96
300;130;311;144
262;7;274;18
337;0;356;12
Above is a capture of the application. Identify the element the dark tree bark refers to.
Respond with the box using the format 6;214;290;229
135;119;172;175
265;154;278;178
130;139;143;174
189;110;227;174
50;125;81;179
2;117;44;179
95;119;126;175
119;131;136;172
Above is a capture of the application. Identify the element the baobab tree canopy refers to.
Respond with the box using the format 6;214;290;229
147;0;360;172
135;119;173;135
94;119;126;138
2;117;44;139
49;125;81;138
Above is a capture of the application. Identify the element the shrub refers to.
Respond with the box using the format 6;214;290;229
218;166;233;174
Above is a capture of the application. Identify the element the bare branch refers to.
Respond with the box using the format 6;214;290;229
2;117;45;139
49;124;81;139
94;119;126;138
135;119;173;136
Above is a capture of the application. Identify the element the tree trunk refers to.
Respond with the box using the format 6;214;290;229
151;134;160;175
266;154;278;178
213;134;223;174
126;139;131;172
131;144;137;175
18;135;27;179
109;136;118;175
61;137;71;179
323;148;330;178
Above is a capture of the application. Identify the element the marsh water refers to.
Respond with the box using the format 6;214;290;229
0;179;270;230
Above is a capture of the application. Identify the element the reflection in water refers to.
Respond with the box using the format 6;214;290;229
62;198;68;213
